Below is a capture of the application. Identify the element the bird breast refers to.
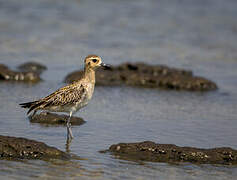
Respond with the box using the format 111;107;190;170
71;82;94;112
84;82;95;100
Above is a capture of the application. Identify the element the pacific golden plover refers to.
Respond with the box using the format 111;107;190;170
20;55;109;141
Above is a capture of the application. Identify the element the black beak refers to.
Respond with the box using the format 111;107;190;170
100;62;111;70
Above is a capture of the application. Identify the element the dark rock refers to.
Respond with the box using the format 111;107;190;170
103;141;237;165
0;64;41;83
0;135;69;160
17;62;47;74
65;63;217;91
30;112;85;126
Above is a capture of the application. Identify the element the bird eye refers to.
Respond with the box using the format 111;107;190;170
92;59;97;63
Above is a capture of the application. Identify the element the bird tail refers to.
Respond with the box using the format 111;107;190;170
19;101;43;115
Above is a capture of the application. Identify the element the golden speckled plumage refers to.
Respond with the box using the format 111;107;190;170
20;55;109;141
26;82;88;114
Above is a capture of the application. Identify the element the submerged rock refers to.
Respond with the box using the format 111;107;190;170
30;112;85;126
0;64;41;83
17;62;47;74
0;135;69;160
103;141;237;165
65;63;217;91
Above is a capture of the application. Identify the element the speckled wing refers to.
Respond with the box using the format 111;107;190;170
20;82;88;114
42;83;87;107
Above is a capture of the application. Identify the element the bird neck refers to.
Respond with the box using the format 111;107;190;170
84;66;95;84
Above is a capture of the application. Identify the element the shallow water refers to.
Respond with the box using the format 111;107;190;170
0;0;237;179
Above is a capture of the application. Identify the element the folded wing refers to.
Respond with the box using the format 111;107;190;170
19;83;87;115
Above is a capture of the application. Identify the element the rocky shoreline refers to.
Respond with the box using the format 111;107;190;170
0;61;217;91
102;141;237;165
29;112;85;126
0;135;69;160
0;62;46;83
65;62;217;91
1;137;236;165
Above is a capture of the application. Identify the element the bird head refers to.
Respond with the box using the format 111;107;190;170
84;55;110;70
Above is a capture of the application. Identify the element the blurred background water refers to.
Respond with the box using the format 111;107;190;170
0;0;237;179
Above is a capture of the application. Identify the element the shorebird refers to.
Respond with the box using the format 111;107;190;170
20;55;109;141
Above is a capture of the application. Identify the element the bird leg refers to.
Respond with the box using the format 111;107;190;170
65;139;71;153
67;112;74;141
